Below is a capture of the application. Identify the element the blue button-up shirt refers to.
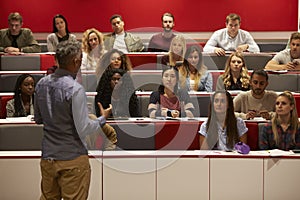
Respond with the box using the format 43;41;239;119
34;68;105;160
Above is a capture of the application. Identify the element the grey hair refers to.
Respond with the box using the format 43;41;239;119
55;41;81;69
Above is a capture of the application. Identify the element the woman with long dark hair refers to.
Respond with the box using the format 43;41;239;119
95;49;132;79
199;90;248;150
148;66;194;118
95;68;139;118
6;74;35;117
47;14;77;52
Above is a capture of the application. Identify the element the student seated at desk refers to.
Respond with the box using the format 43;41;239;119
265;32;300;71
260;91;300;150
199;91;248;150
180;45;212;92
47;14;77;52
148;66;194;118
203;13;260;56
95;68;139;118
161;35;186;67
96;49;132;79
0;12;41;54
104;14;145;53
216;52;250;91
233;69;277;120
80;28;106;70
6;74;35;117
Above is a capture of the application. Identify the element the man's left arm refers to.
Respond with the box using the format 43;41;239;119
20;29;41;53
244;31;260;53
72;86;105;139
125;33;145;52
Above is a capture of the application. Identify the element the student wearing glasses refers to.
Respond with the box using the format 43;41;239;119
216;52;250;91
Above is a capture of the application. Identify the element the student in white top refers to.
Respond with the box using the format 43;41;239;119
80;28;106;70
104;14;144;53
265;32;300;71
203;13;260;56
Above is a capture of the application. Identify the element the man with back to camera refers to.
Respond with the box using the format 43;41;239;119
265;32;300;71
104;14;145;53
148;12;176;52
203;13;260;56
233;69;277;120
34;40;113;199
0;12;41;54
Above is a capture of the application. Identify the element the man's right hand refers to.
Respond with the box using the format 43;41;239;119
214;48;226;56
98;102;112;119
246;110;256;120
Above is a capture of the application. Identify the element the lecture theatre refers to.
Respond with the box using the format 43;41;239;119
1;0;300;199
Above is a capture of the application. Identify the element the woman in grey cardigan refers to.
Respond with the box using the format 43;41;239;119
47;14;76;52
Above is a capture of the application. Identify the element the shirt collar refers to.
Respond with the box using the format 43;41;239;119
55;68;77;79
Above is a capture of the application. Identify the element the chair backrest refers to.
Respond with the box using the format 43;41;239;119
0;124;43;150
131;72;161;91
111;123;155;150
155;121;202;150
81;73;97;92
137;95;150;117
257;122;268;150
0;96;13;119
0;55;41;70
266;74;298;92
245;122;260;150
0;74;44;92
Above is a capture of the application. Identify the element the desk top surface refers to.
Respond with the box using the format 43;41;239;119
0;150;299;159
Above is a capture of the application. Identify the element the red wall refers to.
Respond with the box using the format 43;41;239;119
0;0;298;32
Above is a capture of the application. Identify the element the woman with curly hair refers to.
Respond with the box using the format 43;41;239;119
94;68;139;118
216;52;250;91
199;90;248;150
95;49;132;79
80;28;106;70
6;74;35;117
260;91;300;150
181;45;212;91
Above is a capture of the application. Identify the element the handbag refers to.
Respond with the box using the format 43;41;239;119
234;142;250;154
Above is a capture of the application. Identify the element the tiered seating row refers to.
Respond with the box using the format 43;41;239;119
0;119;265;151
0;52;275;71
1;70;300;118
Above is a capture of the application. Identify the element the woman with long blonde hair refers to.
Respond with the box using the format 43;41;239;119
181;45;212;91
161;35;186;67
260;91;300;150
216;52;250;91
